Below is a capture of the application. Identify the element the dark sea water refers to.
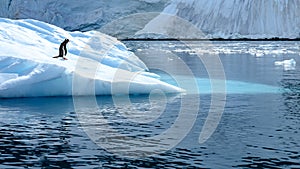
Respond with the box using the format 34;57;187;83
1;41;300;168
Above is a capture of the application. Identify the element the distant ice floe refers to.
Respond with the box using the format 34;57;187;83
171;41;300;57
274;59;297;71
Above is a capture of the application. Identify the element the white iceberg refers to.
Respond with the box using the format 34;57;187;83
274;58;296;71
0;18;183;98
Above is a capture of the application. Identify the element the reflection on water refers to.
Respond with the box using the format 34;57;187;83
1;92;299;168
74;94;202;158
281;70;300;120
1;41;300;168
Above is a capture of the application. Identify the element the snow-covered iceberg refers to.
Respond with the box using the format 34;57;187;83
0;18;182;98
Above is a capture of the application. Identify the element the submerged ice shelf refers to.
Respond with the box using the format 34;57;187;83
0;18;182;98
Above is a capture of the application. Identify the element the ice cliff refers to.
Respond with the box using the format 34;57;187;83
0;0;168;32
1;0;300;39
156;0;300;39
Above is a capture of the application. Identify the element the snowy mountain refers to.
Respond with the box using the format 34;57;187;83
1;0;300;39
0;18;182;98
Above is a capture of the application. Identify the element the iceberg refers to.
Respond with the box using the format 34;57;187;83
0;18;183;98
274;58;297;71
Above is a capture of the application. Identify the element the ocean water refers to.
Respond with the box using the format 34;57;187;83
1;41;300;168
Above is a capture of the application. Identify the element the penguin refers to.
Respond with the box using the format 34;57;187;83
53;39;69;60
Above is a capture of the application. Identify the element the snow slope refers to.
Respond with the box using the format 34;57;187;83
0;18;182;98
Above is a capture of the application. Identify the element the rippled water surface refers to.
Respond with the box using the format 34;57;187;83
1;41;300;168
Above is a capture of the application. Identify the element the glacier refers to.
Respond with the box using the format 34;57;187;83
1;0;300;39
0;0;168;32
0;18;182;98
145;0;300;39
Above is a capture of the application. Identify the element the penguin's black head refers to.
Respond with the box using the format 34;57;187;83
65;39;69;43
